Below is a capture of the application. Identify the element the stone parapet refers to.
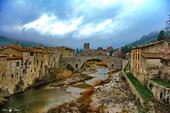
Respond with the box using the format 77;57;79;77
147;80;170;104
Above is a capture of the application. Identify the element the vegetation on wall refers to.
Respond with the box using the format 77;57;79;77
152;79;170;88
124;63;153;102
126;72;153;102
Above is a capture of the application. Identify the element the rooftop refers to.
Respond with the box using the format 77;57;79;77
132;40;166;50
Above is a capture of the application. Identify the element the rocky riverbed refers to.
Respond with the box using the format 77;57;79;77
90;72;138;113
48;71;140;113
47;68;170;113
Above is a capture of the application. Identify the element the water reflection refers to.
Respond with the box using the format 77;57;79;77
0;87;78;113
0;67;109;113
86;67;109;85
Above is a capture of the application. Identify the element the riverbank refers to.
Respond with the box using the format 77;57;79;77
48;72;93;88
47;71;139;113
0;68;75;106
1;62;110;113
0;97;6;105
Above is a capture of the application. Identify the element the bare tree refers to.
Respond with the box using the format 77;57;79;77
167;13;170;25
165;13;170;32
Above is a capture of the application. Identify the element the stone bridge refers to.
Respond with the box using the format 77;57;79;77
60;56;123;71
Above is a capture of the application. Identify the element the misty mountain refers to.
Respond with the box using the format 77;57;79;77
121;32;159;53
133;32;159;45
0;36;39;47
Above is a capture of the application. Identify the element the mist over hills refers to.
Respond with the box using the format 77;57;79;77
121;31;160;53
0;36;39;47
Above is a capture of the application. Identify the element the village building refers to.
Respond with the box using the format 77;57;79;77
48;46;75;57
0;45;74;94
131;40;170;104
0;55;23;94
112;48;124;58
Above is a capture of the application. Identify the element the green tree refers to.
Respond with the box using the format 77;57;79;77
157;30;165;41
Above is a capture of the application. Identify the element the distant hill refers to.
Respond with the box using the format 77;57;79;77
121;32;159;53
0;36;39;47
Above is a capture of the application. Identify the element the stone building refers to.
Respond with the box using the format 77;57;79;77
0;45;74;94
0;55;22;94
112;48;124;58
131;40;170;104
48;46;75;57
84;43;90;51
131;40;170;83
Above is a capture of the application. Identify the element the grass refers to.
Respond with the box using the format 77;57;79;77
126;72;153;102
152;79;170;88
124;62;130;73
124;62;153;102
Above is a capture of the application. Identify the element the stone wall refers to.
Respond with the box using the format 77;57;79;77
122;60;145;105
147;80;170;104
122;71;145;105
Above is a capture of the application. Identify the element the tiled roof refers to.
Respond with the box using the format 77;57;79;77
6;56;23;60
26;47;43;53
0;45;31;52
0;54;23;60
0;45;45;53
132;40;169;50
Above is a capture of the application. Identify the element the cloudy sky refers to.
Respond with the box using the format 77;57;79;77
0;0;170;48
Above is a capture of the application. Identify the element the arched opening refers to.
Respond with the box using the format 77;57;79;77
76;64;78;69
66;64;74;71
81;59;108;69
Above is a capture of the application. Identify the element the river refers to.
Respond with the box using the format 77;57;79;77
0;67;109;113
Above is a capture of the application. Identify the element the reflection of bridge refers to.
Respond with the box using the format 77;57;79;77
60;56;123;71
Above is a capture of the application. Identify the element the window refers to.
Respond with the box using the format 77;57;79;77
137;54;139;60
138;64;139;70
23;69;26;74
30;53;34;56
11;74;14;78
16;61;20;67
76;64;78;68
133;54;135;59
25;60;28;66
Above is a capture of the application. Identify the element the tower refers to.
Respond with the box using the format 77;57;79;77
84;43;90;51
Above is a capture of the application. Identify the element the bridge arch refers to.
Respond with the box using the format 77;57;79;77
79;58;109;69
65;64;75;71
60;56;123;71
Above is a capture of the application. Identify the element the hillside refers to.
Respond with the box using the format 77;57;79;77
0;36;39;47
121;32;160;53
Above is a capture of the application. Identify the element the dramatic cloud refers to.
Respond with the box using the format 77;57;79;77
23;14;83;36
0;0;170;48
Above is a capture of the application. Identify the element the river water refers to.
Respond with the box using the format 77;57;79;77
0;67;109;113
